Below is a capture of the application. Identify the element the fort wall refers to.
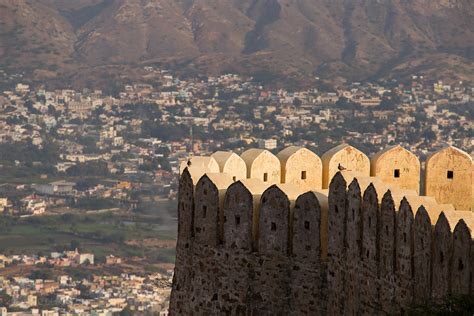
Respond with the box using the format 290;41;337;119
183;144;473;211
171;144;474;315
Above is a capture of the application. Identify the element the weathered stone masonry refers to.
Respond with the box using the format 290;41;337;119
170;169;474;315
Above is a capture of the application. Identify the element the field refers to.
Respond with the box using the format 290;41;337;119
0;199;178;266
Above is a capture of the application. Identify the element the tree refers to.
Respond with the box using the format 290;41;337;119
66;161;109;177
75;178;100;191
378;97;396;110
73;197;115;211
336;97;359;110
29;269;54;280
78;137;99;154
141;121;189;141
0;140;59;164
293;98;302;107
37;94;46;103
120;306;133;316
61;213;75;223
0;290;12;306
422;129;436;141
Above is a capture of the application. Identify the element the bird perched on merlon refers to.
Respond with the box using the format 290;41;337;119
338;163;346;171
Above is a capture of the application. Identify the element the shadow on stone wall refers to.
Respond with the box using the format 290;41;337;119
170;169;472;315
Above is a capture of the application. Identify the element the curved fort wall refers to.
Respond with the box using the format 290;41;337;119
171;144;474;315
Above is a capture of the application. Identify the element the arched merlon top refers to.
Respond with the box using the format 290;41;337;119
241;148;281;185
327;172;347;259
223;178;270;250
371;145;421;194
321;144;370;189
451;220;471;295
425;146;473;211
432;212;452;300
293;191;327;261
426;146;473;166
277;146;323;191
211;151;247;181
179;156;220;176
258;185;292;255
194;173;234;246
273;183;307;206
177;168;194;243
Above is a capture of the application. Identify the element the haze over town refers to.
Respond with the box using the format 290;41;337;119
0;0;472;315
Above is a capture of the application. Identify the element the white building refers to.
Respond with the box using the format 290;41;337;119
258;139;277;150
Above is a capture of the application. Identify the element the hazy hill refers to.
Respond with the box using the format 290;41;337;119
0;0;473;86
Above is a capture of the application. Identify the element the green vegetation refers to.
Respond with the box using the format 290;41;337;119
141;121;190;142
0;140;61;184
73;197;116;210
0;200;177;264
63;267;94;281
29;269;54;280
66;161;110;177
0;290;12;306
0;140;59;164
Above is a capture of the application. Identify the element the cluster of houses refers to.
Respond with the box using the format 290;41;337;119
0;72;472;207
0;178;141;216
0;68;472;312
0;271;171;315
0;195;48;217
0;249;94;269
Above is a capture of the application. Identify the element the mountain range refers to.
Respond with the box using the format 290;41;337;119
0;0;473;87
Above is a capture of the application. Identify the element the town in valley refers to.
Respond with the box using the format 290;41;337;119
0;67;472;315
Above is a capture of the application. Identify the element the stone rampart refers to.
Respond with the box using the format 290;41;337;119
170;155;474;314
181;144;473;211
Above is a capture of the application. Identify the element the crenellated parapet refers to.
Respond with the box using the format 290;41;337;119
180;144;473;212
170;144;474;315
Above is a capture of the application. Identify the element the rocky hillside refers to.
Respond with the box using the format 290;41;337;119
0;0;473;86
